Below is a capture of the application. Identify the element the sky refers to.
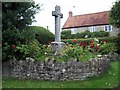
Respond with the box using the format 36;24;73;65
32;0;117;34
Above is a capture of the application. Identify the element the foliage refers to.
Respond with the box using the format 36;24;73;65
109;1;120;28
45;38;116;62
91;31;109;37
62;37;118;55
2;2;41;61
2;29;36;61
115;33;120;54
76;30;91;38
62;36;118;45
2;2;41;30
28;26;54;44
3;29;35;45
61;30;109;39
61;30;71;39
99;43;116;55
62;44;95;61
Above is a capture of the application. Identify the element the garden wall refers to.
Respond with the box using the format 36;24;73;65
2;53;118;81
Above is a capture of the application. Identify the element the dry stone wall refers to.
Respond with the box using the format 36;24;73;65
2;53;118;81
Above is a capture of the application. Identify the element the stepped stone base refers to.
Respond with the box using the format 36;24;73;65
50;42;65;55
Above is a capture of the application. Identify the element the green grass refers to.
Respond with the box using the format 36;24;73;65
2;61;119;88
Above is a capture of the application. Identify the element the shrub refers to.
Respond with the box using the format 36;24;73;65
61;30;109;39
62;36;119;54
91;31;109;37
2;29;35;61
15;40;45;60
61;30;71;39
28;26;54;44
99;43;116;55
76;30;91;38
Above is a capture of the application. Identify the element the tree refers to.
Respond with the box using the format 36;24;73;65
2;2;41;30
109;1;120;54
2;2;41;45
109;1;120;28
2;2;41;61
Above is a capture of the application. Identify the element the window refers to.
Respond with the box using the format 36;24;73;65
104;25;112;32
89;26;95;32
71;28;77;34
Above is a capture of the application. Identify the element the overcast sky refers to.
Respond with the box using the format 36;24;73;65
32;0;116;34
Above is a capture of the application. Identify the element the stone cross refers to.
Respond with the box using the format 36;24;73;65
52;5;63;42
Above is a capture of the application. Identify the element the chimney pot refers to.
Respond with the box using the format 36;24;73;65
69;11;73;17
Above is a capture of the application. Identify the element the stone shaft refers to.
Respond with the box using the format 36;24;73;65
52;5;63;42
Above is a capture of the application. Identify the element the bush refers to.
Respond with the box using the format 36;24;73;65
76;30;91;38
61;30;71;39
15;40;45;60
61;30;109;39
2;29;36;61
91;31;109;37
28;26;54;44
99;43;116;55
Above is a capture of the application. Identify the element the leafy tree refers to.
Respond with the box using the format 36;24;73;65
2;2;41;61
109;1;120;54
2;2;41;30
109;1;120;28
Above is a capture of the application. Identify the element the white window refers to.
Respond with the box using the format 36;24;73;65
89;26;95;32
71;28;77;34
104;25;112;32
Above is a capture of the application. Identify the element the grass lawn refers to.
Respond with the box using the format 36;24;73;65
2;61;120;88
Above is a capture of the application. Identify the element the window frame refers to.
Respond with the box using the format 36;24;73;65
71;28;77;34
89;26;95;32
104;25;112;32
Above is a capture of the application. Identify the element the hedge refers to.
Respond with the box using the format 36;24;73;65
28;26;54;44
61;30;109;39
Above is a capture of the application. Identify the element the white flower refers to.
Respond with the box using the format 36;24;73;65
62;69;66;73
97;55;102;57
27;74;30;76
97;44;100;46
94;38;99;42
45;52;47;55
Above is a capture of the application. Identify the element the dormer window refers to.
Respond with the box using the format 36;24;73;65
104;25;112;32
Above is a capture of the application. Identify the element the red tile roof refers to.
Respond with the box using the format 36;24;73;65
62;11;109;29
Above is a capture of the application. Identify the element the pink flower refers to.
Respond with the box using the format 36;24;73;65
90;44;94;48
90;40;94;43
72;40;77;43
83;43;87;47
103;40;107;43
95;45;99;50
79;42;84;46
11;45;16;49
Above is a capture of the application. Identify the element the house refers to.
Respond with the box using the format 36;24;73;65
62;11;118;36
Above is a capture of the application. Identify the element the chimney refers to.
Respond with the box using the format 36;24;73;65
69;11;73;17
